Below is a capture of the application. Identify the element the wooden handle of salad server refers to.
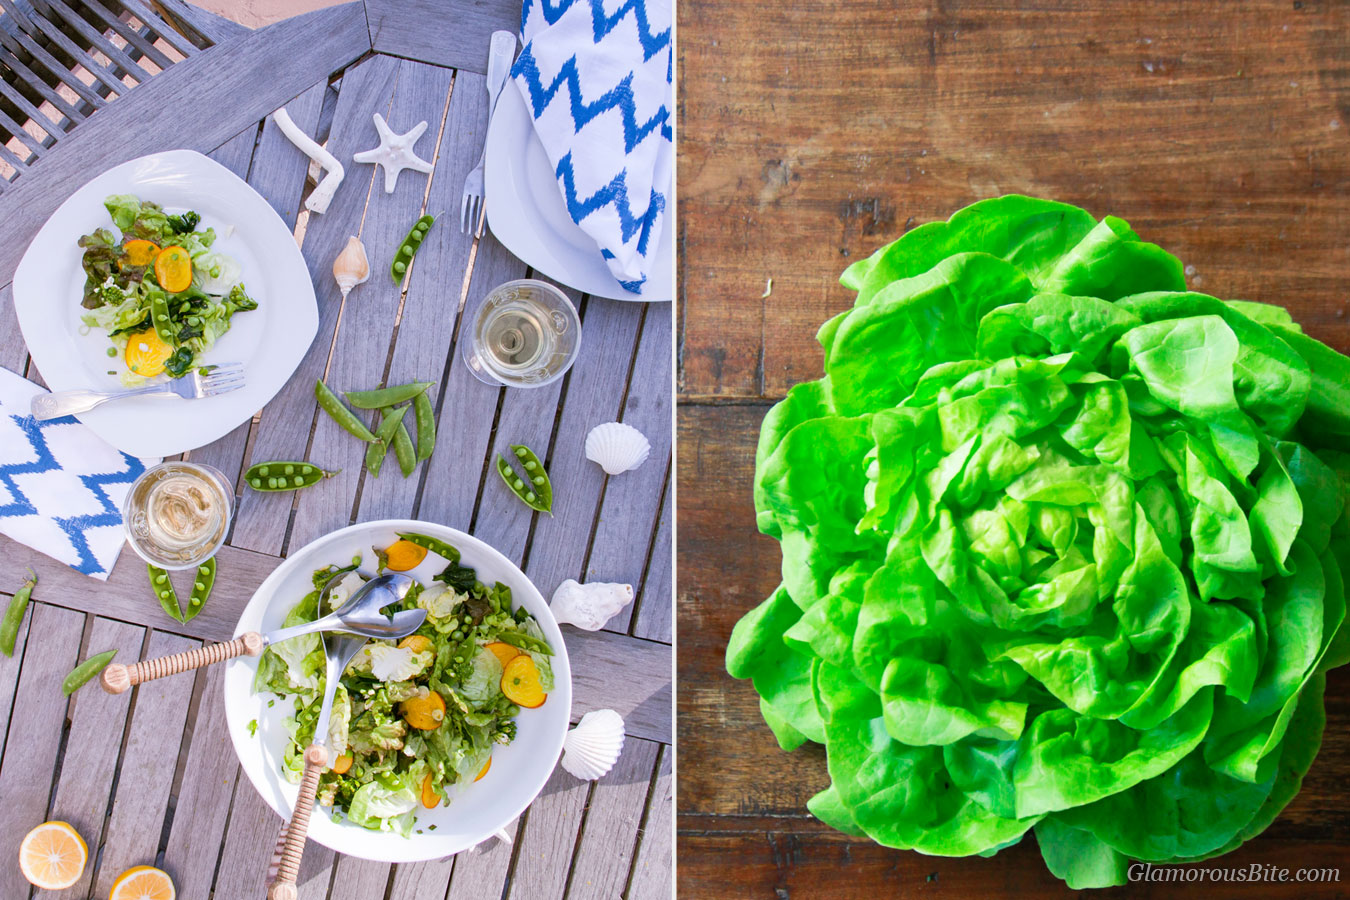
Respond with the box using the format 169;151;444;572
100;632;264;693
267;744;328;900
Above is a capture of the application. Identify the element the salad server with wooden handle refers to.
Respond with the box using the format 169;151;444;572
100;572;426;693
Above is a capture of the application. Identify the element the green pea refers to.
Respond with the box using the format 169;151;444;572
524;460;538;471
525;491;536;502
532;476;545;485
394;260;407;274
245;460;338;492
106;347;117;357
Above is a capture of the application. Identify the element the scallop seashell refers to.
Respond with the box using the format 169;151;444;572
585;422;650;475
561;709;626;780
551;579;634;631
332;236;370;300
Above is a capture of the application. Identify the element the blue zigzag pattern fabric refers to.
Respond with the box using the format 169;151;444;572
513;0;672;294
0;367;155;579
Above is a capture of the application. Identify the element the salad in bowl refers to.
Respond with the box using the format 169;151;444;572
226;520;571;861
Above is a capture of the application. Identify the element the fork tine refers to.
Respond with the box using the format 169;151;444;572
460;192;469;233
204;380;246;398
205;374;246;390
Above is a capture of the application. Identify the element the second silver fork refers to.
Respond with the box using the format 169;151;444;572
31;362;246;420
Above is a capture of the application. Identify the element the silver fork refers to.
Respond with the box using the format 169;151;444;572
460;30;518;236
31;362;246;421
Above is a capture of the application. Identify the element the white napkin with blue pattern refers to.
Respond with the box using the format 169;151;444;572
0;367;157;580
512;0;673;295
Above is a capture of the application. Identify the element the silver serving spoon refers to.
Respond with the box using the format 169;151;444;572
101;572;428;693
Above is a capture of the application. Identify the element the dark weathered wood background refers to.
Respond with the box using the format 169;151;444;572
676;1;1350;897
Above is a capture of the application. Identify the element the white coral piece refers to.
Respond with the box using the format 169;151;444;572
272;107;344;214
551;579;633;631
561;709;625;780
352;113;434;193
584;422;650;475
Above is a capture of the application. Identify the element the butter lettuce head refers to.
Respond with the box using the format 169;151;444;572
728;196;1350;889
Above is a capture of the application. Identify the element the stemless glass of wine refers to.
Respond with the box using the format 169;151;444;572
460;279;581;388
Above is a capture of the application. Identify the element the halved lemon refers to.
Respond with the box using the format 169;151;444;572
18;820;87;889
109;864;176;900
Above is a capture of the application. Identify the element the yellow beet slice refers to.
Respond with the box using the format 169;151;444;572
153;245;192;292
421;773;438;808
400;688;446;730
124;329;173;377
331;753;353;775
475;757;491;782
123;239;159;266
501;654;546;709
485;641;520;668
397;634;433;654
382;539;429;571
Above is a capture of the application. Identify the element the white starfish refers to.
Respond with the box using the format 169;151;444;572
353;113;434;193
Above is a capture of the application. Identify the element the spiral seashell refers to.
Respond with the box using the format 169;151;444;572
332;236;369;300
584;422;650;475
561;709;626;780
551;579;634;631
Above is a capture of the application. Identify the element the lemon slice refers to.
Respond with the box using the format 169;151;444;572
109;864;176;900
18;820;88;889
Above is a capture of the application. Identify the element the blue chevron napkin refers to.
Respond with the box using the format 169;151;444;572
512;0;672;294
0;367;156;580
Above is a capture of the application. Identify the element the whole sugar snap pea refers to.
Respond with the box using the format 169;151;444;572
392;420;417;477
0;570;36;657
365;405;408;477
394;531;461;564
245;461;338;492
148;563;183;622
183;557;216;622
413;390;436;462
63;649;117;695
344;381;432;410
391;214;435;285
496;444;552;514
315;379;377;442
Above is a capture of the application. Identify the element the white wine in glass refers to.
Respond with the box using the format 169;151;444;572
461;279;581;387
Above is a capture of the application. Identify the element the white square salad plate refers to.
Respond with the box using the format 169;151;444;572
12;149;318;458
225;520;573;862
485;84;674;303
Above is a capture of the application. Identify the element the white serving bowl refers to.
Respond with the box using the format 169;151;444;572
223;519;572;862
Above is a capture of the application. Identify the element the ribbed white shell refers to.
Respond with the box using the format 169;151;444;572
550;579;634;631
561;709;626;780
584;422;650;475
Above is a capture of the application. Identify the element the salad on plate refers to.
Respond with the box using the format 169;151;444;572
252;533;555;837
77;193;257;383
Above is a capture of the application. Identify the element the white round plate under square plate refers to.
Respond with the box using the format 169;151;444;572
484;84;673;302
12;149;318;458
224;519;573;863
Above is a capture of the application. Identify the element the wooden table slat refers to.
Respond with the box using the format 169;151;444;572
209;783;288;898
0;587;33;759
32;616;142;900
586;302;672;635
160;663;245;900
326;854;393;900
627;743;673;900
228;51;397;555
0;602;84;899
504;765;589;900
92;629;199;897
632;489;672;643
365;0;521;75
441;820;519;900
288;57;454;554
564;737;660;900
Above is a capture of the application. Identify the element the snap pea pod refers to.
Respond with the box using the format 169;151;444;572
149;289;176;345
315;379;377;442
148;564;183;622
496;444;553;513
183;558;216;622
245;461;338;492
392;420;417;477
64;649;117;695
395;531;461;563
344;381;432;410
365;405;408;477
414;390;436;461
0;570;36;657
391;214;435;285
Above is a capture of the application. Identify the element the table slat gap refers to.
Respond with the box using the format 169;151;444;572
624;743;673;900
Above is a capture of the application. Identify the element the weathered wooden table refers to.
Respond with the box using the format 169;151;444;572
0;4;672;898
678;1;1348;897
